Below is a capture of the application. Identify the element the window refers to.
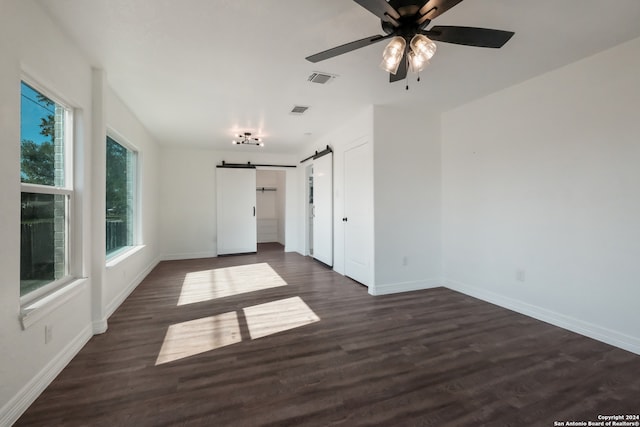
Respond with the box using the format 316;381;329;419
106;135;137;257
20;81;73;299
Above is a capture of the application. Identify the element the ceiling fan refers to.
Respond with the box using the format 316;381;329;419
306;0;514;83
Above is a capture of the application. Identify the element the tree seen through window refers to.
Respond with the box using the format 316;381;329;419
106;136;136;256
20;81;70;296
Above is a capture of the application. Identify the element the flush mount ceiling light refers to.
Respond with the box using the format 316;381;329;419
232;132;264;147
306;0;514;87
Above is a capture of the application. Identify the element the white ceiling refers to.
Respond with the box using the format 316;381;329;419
37;0;640;153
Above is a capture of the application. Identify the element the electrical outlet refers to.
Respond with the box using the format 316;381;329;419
516;269;526;282
45;325;53;344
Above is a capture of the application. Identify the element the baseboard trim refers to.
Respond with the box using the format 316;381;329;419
104;256;161;320
92;319;108;335
0;323;93;426
370;279;441;296
445;279;640;356
161;251;217;261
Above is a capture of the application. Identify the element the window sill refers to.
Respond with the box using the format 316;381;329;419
20;278;88;330
106;245;146;269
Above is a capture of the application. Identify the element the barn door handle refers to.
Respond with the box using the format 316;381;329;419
253;206;256;216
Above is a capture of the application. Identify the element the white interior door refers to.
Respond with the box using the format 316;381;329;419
216;167;257;255
312;154;333;266
344;142;372;286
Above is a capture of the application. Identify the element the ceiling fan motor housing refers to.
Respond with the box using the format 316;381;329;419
381;0;427;35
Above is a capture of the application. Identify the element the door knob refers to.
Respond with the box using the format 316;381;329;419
342;217;348;222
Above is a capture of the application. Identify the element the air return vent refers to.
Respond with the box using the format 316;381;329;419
308;72;336;84
290;105;309;115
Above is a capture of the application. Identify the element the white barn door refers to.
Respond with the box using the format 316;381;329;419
217;167;257;255
312;153;333;266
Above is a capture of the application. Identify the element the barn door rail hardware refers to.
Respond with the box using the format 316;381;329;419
218;161;296;169
300;145;333;163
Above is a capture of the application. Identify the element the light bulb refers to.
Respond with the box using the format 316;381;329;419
380;36;406;74
408;50;429;73
410;34;436;62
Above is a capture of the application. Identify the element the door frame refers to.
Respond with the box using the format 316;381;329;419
255;166;296;252
304;164;313;257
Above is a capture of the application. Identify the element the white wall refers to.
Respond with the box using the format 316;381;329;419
159;148;299;259
283;167;298;253
373;106;442;294
159;147;217;259
103;87;161;319
300;107;374;280
442;36;640;354
0;1;162;423
276;170;286;245
0;1;93;423
301;106;442;295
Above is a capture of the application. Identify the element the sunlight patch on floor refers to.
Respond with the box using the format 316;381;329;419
155;311;241;365
178;263;287;306
243;296;320;340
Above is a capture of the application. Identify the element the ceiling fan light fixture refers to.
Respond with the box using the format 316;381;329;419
380;36;406;75
306;0;513;86
410;34;437;62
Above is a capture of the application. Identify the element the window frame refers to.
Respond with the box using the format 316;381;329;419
19;77;76;305
105;129;140;262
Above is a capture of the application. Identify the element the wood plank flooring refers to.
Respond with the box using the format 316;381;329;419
16;243;640;426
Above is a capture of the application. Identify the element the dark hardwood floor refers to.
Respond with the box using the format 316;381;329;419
16;243;640;426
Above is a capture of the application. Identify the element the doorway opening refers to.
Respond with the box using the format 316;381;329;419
256;169;286;253
305;164;314;256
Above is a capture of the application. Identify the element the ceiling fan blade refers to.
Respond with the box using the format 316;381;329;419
353;0;401;24
424;26;514;48
418;0;465;23
389;56;408;83
306;33;393;63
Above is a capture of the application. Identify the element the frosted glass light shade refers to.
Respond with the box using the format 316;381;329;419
380;36;406;74
408;51;429;73
410;34;436;62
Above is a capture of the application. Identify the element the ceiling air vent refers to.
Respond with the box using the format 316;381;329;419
290;105;309;115
308;72;336;84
